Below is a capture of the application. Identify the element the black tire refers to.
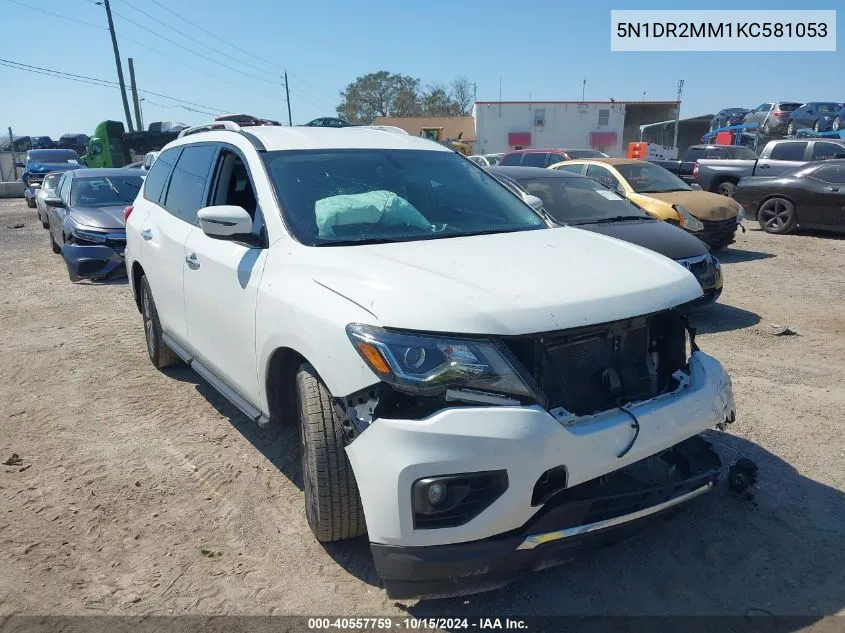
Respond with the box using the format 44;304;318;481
833;116;841;132
761;121;770;135
786;120;795;136
716;181;737;198
140;275;180;368
26;196;36;209
296;362;365;542
50;232;60;254
813;120;821;132
758;197;797;234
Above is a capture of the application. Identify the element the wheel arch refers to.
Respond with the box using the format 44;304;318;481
264;346;308;427
130;261;145;313
710;174;740;192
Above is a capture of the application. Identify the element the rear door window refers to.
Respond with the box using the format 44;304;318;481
769;142;807;161
163;144;217;226
548;153;568;165
522;152;549;168
499;153;523;166
143;147;180;204
812;142;845;161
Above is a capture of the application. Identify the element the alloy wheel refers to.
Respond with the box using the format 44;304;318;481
758;198;795;232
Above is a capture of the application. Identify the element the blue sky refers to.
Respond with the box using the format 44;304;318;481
0;0;842;138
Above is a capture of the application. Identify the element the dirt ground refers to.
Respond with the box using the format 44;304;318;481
0;197;843;620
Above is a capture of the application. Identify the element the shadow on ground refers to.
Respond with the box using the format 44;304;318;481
715;248;775;264
689;302;761;334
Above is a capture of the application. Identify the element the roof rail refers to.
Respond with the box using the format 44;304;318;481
357;125;409;135
178;121;242;138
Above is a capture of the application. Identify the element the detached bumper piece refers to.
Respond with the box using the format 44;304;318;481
372;435;721;600
61;244;126;282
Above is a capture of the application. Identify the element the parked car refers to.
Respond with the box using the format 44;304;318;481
17;149;86;208
303;117;354;128
483;153;505;166
56;133;90;156
785;102;844;135
30;136;55;149
125;122;736;600
553;158;743;249
141;151;159;171
694;139;845;197
742;102;802;135
44;169;142;281
650;144;758;184
489;166;722;302
709;108;750;130
468;155;490;167
733;160;845;235
34;172;63;229
500;148;609;167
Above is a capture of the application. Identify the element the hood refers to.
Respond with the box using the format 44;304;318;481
68;205;126;230
27;163;83;174
645;191;739;221
307;227;702;335
574;218;709;260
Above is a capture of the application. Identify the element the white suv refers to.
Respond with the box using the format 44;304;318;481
125;122;736;599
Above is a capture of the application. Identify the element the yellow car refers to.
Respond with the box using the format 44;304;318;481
549;158;743;249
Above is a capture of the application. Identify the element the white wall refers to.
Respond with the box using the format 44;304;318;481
474;102;628;156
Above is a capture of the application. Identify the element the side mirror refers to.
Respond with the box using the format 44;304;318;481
45;197;64;208
197;205;253;239
690;183;703;191
14;161;25;168
523;194;544;212
615;185;627;196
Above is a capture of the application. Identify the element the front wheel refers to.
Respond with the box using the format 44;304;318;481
813;120;821;132
50;232;60;254
758;197;797;234
717;181;737;198
25;196;36;209
786;120;796;136
296;363;365;542
140;275;180;368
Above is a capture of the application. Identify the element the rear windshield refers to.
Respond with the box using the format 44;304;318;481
511;176;651;225
777;103;801;112
28;150;80;164
262;149;546;246
70;175;143;206
727;146;758;159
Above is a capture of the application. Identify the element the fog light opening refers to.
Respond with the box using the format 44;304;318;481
426;481;447;506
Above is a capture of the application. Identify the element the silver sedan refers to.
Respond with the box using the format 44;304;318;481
34;172;63;229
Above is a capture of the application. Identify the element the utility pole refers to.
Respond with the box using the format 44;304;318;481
284;70;292;126
102;0;134;132
582;79;586;101
672;79;684;150
8;128;18;180
128;58;143;131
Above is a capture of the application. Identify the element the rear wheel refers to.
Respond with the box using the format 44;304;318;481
833;116;841;131
786;120;796;136
761;120;771;135
716;181;737;198
296;362;365;542
813;120;821;132
140;275;180;368
758;197;797;234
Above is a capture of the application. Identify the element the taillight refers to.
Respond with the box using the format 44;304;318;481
692;162;699;177
124;205;134;221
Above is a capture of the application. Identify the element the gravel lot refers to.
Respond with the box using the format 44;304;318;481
1;197;843;619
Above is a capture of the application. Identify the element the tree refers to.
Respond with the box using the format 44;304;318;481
449;76;475;116
336;71;422;124
421;83;460;116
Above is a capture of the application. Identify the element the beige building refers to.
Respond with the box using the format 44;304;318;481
373;116;476;151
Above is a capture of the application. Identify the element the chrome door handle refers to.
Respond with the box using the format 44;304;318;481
141;228;153;240
185;253;200;269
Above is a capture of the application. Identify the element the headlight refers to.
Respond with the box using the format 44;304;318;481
674;205;704;232
346;324;543;404
735;205;745;223
70;227;108;244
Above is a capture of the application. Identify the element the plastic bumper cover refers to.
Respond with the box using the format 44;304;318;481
60;244;126;281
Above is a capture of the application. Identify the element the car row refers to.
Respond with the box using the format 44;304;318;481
711;101;845;135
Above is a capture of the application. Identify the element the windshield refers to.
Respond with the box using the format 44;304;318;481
262;149;546;246
512;176;650;225
70;175;143;207
28;150;80;164
615;163;691;193
564;149;608;159
816;103;842;114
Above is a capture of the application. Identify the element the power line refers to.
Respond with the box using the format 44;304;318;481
1;0;105;28
107;8;283;87
0;58;227;113
114;0;279;79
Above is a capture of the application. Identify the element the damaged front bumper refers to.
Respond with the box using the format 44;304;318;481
61;243;126;282
345;351;735;599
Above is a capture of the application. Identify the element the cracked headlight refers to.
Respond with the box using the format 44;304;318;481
346;324;544;404
674;205;704;233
